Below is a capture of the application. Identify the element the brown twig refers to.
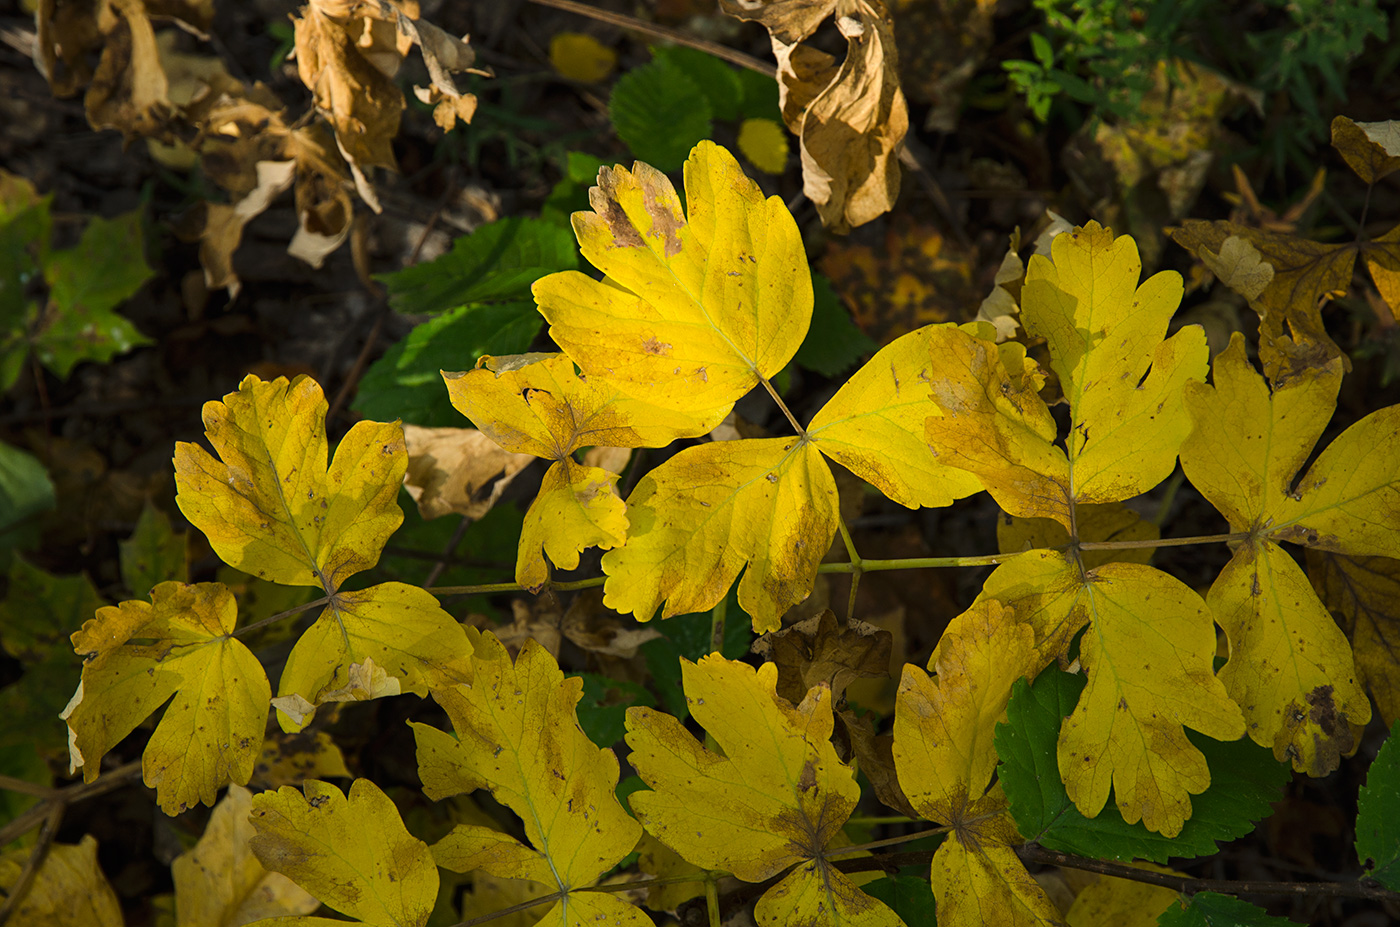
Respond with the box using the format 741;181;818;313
524;0;775;77
0;803;64;926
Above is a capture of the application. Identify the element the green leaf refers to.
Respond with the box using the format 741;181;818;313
862;875;939;926
996;665;1288;862
542;151;608;227
609;59;713;173
793;273;876;377
354;301;542;427
573;673;656;747
0;441;54;563
381;216;579;315
639;607;753;718
1156;892;1302;926
0;174;50;390
736;68;782;122
0;557;100;751
35;208;153;378
119;500;186;596
1356;719;1400;890
650;46;743;121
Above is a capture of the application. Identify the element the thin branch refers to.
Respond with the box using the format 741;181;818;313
524;0;774;76
0;760;144;858
0;803;64;926
1078;532;1246;551
1019;845;1400;902
231;596;330;639
759;376;806;438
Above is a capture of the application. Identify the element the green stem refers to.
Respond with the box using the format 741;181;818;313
705;873;722;927
1151;468;1186;527
428;576;607;596
846;815;917;826
232;596;329;638
1078;532;1245;550
836;516;863;619
759;375;806;438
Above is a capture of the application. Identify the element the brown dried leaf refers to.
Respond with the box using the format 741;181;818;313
1331;115;1400;184
402;425;534;521
838;707;918;817
751;608;892;705
721;0;908;231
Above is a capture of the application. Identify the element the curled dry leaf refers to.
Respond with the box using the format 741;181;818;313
720;0;908;231
402;424;534;521
751;608;892;705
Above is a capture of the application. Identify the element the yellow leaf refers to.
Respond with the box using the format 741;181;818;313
1180;335;1342;530
1307;551;1400;726
410;631;644;927
0;836;122;927
456;872;555;927
1021;222;1206;504
738;117;790;175
894;600;1038;822
533;141;812;417
601;437;838;633
275;582;471;731
173;785;319;927
1065;869;1178;927
515;459;628;589
625;655;901;927
248;778;437;927
1207;543;1367;776
444;352;720;587
929;810;1065;927
1181;334;1373;772
251;731;352;790
1059;564;1244;836
549;32;616;83
974;549;1088;666
922;326;1071;527
174;374;405;591
64;582;270;815
1331;115;1400;184
807;323;983;509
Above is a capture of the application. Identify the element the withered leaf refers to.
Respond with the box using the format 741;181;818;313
751;608;892;705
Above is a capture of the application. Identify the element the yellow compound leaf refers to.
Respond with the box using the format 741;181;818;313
894;600;1039;823
1021;222;1206;505
929;809;1065;927
922;326;1071;528
64;582;270;815
410;631;644;927
1307;551;1400;727
0;836;122;927
1207;543;1368;776
174;374;405;591
444;353;718;458
1181;334;1375;772
533;141;813;418
625;656;901;927
515;459;628;590
275;582;471;731
1181;334;1343;532
247;778;437;927
444;352;714;588
172;784;319;926
601;437;838;633
807;323;983;509
1059;564;1245;837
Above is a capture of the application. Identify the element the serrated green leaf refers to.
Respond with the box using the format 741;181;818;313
0;557;100;751
354;301;542;427
119;500;186;596
651;46;743;121
381;217;579;315
34;208;153;378
793;273;876;377
0;440;54;561
1156;892;1302;926
573;673;656;747
609;60;713;172
862;874;939;926
996;665;1288;862
1356;719;1400;889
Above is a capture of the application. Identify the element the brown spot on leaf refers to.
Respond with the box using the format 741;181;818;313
641;335;673;356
